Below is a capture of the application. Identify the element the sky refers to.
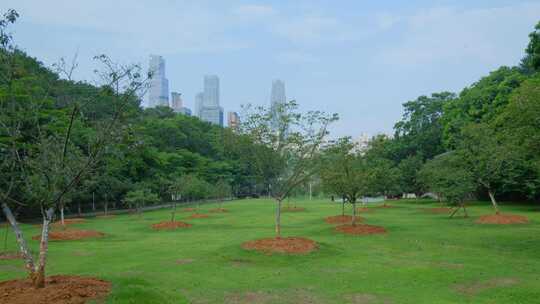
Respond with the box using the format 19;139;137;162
3;0;539;138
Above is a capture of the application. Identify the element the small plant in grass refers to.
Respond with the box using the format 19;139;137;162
213;179;232;211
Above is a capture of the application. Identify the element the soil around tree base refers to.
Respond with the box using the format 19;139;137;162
32;229;105;241
335;224;387;235
0;275;111;304
476;214;529;224
209;208;228;213
422;207;452;214
151;221;192;230
325;215;363;224
242;237;318;254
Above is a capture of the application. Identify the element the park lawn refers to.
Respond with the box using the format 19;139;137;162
1;198;540;304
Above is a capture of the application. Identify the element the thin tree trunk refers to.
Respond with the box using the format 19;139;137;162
2;202;36;273
104;201;108;216
3;222;8;251
171;202;177;222
33;208;54;288
341;200;345;216
92;192;96;212
275;199;282;238
351;202;357;226
60;204;65;228
77;202;81;217
487;190;500;214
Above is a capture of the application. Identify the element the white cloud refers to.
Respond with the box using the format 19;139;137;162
233;4;275;18
376;2;540;67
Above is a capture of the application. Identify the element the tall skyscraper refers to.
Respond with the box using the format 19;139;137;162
195;92;204;117
171;92;192;116
270;79;286;130
198;75;224;126
147;55;169;108
228;111;240;130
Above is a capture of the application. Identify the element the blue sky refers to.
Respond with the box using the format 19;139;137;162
4;0;539;137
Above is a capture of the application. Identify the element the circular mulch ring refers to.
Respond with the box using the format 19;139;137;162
281;207;306;212
209;208;228;213
181;208;197;212
151;221;192;230
356;207;373;213
335;224;387;235
242;237;318;255
189;214;209;219
476;214;529;225
0;251;21;260
32;229;105;241
422;207;452;214
0;275;111;304
325;215;363;225
53;218;86;226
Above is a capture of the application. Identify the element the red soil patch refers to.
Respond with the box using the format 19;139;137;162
151;221;192;230
423;207;452;214
0;251;21;260
242;237;318;254
335;224;387;235
356;207;372;213
181;208;197;212
281;207;306;212
476;214;529;225
325;215;363;225
53;218;86;226
209;208;228;213
189;213;209;219
375;204;394;208
32;229;104;241
0;275;110;304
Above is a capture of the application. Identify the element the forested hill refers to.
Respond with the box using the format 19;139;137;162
0;49;261;216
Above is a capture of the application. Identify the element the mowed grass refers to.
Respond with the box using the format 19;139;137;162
1;198;540;303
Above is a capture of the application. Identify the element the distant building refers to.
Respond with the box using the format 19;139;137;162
354;133;371;153
195;92;204;117
171;92;191;115
147;55;169;108
270;79;286;131
228;111;240;130
198;75;223;126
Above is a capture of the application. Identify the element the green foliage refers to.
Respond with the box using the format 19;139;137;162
124;189;159;208
522;21;540;72
418;153;475;204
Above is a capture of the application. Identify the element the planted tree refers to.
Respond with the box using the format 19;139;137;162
241;100;338;237
213;179;232;210
0;10;148;288
124;189;159;216
321;137;368;225
418;153;476;217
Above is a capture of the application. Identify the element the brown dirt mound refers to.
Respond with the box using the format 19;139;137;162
356;207;372;213
476;214;529;224
181;208;197;212
281;207;306;212
32;229;105;241
325;215;363;224
151;221;192;230
209;208;228;213
0;275;110;304
0;251;21;260
335;224;387;235
242;237;318;254
189;213;209;219
53;218;86;226
423;207;452;214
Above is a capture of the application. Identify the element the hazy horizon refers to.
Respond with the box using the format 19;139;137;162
4;0;539;138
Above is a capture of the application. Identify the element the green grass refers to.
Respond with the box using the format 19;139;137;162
1;198;540;303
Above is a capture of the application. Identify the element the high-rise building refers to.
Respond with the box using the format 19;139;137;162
228;111;240;130
198;75;223;126
195;92;204;117
171;92;192;116
147;55;169;108
270;79;286;130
